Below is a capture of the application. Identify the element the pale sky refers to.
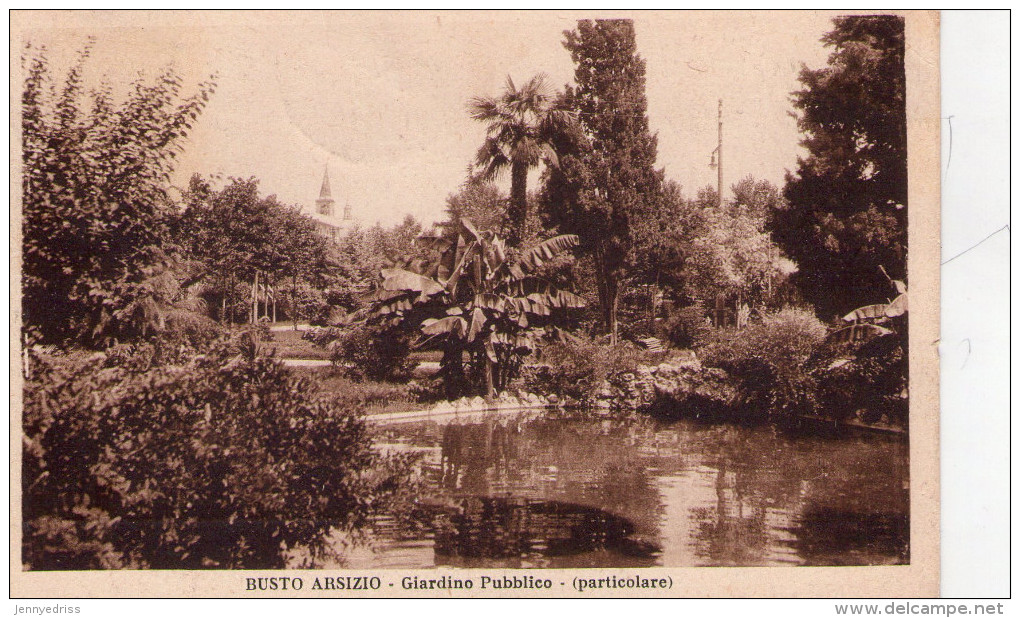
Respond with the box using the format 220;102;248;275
19;11;839;226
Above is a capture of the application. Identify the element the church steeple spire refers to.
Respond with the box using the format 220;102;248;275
315;166;335;216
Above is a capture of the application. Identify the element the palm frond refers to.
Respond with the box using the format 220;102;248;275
539;142;559;168
511;137;542;166
467;96;500;122
467;307;486;342
884;293;908;317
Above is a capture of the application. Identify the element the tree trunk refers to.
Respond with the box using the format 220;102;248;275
609;283;620;346
293;273;298;331
442;345;463;400
251;271;258;325
271;280;277;323
508;160;529;247
593;245;619;345
593;249;610;333
228;274;235;324
484;356;495;400
472;251;496;399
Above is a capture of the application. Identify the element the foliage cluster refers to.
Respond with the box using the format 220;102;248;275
661;301;712;349
365;220;584;398
810;332;908;425
22;344;412;570
21;43;216;347
542;19;663;344
699;308;827;418
629;177;793;313
528;336;647;402
290;367;415;414
177;175;355;326
776;15;907;318
326;322;416;383
469;74;571;247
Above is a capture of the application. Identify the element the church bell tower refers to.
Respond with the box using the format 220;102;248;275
316;167;335;217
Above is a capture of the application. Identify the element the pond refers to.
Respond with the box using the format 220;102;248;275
341;411;909;568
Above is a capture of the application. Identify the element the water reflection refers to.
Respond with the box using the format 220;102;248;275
348;414;908;568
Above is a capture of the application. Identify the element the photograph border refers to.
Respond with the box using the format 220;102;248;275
9;9;941;598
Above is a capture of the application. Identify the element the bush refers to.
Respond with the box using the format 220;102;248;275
96;312;225;371
662;301;711;349
809;329;908;425
309;323;415;383
21;44;215;346
302;325;342;347
22;346;412;569
699;307;826;417
529;336;646;402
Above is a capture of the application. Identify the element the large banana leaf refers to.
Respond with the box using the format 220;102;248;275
459;218;482;244
885;293;908;317
511;296;551;317
415;234;454;254
467;307;487;342
364;288;408;303
380;268;445;296
842;303;888;322
509;234;579;279
489;331;538;353
421;315;468;338
371;294;415;317
442;239;476;295
473;293;506;313
483;236;507;276
827;323;894;344
528;289;585;309
506;304;528;328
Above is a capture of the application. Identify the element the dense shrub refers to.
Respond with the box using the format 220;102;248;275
97;311;225;370
662;301;712;349
699;307;826;417
302;325;342;348
22;346;411;570
309;323;415;383
529;336;647;402
809;328;908;425
287;284;357;327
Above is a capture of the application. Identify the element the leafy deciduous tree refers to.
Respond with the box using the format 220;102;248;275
21;42;215;346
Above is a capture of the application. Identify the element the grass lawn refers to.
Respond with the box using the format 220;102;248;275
289;366;415;415
266;328;329;360
267;328;443;363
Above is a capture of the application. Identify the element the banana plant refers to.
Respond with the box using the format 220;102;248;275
828;273;907;345
366;219;584;398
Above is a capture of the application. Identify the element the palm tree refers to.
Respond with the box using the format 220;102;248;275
468;74;571;247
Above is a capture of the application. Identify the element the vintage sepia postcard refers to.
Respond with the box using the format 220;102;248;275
10;10;940;598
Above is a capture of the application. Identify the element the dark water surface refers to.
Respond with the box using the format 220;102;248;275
343;412;909;568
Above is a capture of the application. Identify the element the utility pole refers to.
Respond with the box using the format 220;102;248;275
716;99;723;208
709;99;723;208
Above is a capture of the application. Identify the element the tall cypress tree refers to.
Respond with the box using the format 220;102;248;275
775;15;907;318
543;19;662;344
